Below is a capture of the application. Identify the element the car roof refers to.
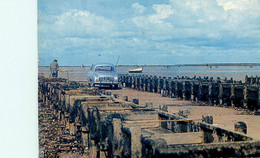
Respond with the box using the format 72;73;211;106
92;63;115;67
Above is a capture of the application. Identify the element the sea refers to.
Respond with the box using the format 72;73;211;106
38;64;260;82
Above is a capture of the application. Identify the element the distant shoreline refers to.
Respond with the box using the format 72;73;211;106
39;63;260;67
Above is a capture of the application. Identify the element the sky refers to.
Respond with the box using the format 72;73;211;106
38;0;260;66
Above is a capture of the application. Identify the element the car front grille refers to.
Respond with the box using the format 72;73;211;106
99;77;114;82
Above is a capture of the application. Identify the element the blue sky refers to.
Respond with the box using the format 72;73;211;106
38;0;260;66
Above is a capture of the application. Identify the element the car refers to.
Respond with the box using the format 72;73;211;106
87;63;119;88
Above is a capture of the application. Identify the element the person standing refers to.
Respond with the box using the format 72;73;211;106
50;59;59;77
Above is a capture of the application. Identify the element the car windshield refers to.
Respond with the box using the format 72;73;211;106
95;66;114;72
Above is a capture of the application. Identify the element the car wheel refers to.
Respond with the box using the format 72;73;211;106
89;80;94;87
114;85;118;89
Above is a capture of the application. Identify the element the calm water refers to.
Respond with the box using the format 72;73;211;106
38;65;260;81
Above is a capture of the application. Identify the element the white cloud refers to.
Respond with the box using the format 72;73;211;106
132;3;175;40
38;0;260;65
57;10;114;35
132;2;146;14
185;1;201;12
130;0;260;57
41;9;116;38
149;4;174;23
217;0;260;11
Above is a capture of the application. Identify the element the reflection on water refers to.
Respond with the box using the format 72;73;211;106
39;65;260;81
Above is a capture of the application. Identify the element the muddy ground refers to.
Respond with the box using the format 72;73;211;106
38;81;260;157
109;87;260;140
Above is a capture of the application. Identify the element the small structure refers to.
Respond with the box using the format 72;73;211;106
129;67;143;73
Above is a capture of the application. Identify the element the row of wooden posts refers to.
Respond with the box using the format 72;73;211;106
119;74;260;111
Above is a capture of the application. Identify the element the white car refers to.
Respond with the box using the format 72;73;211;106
87;63;119;88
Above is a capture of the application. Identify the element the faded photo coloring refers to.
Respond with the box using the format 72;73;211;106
38;0;260;157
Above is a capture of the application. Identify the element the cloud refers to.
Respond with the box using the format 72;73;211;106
39;9;116;40
149;4;174;23
132;2;146;14
132;3;175;40
217;0;260;11
54;10;115;37
38;0;260;65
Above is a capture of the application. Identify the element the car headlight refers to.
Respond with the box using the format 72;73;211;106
114;78;118;82
95;78;99;82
